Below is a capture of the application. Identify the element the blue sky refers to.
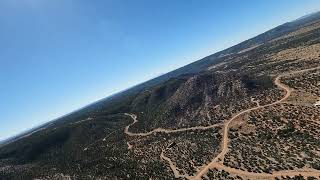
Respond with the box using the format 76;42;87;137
0;0;319;141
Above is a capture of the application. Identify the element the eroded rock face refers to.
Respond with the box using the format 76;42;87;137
168;73;247;107
162;73;249;124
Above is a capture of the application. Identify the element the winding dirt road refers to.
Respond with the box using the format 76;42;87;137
123;67;320;179
192;75;292;179
160;151;193;179
124;113;223;136
192;67;320;179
